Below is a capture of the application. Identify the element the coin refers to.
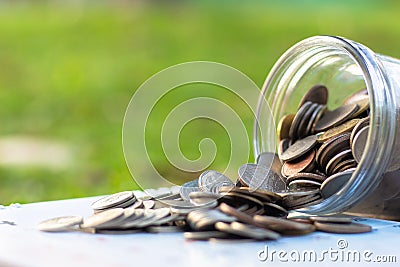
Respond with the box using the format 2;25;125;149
218;203;257;225
317;133;351;168
325;149;353;175
331;159;357;174
281;149;315;177
307;104;326;134
238;163;286;192
314;103;359;132
314;221;372;233
277;114;295;141
320;170;353;198
278;138;290;160
179;179;200;201
288;179;321;190
279;135;317;162
310;216;353;224
37;216;83;232
350;97;370;118
352;125;369;163
350;117;370;147
198;170;234;193
81;208;125;229
297;103;319;138
91;191;135;211
289;101;312;141
184;231;231;240
285;172;326;184
317;118;360;143
146;225;185;233
215;221;281;240
256;152;282;174
253;215;315;235
298;84;328;108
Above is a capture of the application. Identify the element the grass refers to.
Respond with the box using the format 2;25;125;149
0;0;399;204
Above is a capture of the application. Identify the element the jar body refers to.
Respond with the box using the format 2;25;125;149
254;36;400;220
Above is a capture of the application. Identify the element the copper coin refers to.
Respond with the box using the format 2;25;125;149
314;103;359;132
320;170;353;198
282;149;315;177
352;126;369;163
317;118;360;143
298;84;328;108
215;221;281;240
277;114;295;141
280;135;317;162
314;221;371;234
218;186;282;204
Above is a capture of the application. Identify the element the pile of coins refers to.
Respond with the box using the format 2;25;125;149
37;85;374;241
38;182;372;241
275;85;370;200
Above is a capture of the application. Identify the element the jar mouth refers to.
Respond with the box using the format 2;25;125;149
255;35;395;215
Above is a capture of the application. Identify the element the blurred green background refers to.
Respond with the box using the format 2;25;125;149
0;0;399;204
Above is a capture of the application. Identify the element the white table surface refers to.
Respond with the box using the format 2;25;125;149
1;192;399;267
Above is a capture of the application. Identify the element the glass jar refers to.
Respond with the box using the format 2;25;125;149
254;35;400;220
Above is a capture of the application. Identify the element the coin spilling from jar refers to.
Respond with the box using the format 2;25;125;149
38;86;373;241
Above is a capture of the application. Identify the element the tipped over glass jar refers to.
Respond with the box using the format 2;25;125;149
254;36;400;220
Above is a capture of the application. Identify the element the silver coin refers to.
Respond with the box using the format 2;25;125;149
134;208;171;228
95;229;143;234
37;216;83;232
81;208;125;229
198;170;234;194
320;170;353;198
121;209;155;228
278;139;290;160
216;221;281;240
280;135;317;162
352;125;369;163
314;103;359;132
131;199;144;209
256;152;282;174
238;163;286;192
143;200;155;209
189;191;220;206
179;179;200;201
91;191;135;211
